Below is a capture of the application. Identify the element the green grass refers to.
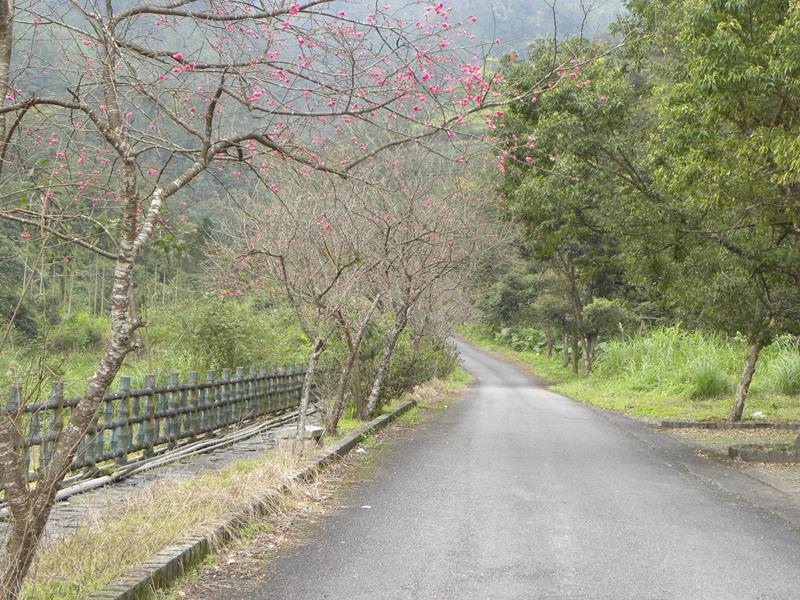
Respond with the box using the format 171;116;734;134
460;324;800;422
444;367;472;392
1;302;311;399
324;417;364;445
397;405;421;424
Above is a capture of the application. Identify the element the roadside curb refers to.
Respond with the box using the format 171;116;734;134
86;399;417;600
658;420;800;430
729;444;800;463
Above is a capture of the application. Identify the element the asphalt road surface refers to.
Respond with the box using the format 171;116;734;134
217;340;800;599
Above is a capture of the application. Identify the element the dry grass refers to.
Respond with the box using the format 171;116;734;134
407;367;471;408
407;379;449;406
23;452;313;600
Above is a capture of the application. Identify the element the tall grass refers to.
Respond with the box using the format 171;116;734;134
593;327;800;399
460;324;800;420
761;336;800;396
593;327;739;398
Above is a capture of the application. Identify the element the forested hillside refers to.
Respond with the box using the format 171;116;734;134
453;0;625;46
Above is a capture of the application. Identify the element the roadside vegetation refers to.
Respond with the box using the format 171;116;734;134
460;325;800;422
466;0;800;429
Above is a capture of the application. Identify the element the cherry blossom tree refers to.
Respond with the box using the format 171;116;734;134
0;1;509;594
230;181;368;455
349;156;494;419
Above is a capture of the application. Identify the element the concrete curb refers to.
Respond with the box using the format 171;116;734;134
658;420;800;430
729;444;800;463
87;400;417;600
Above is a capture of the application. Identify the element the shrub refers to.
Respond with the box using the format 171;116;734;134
688;360;731;398
493;325;544;352
142;299;309;372
48;312;108;352
383;333;458;401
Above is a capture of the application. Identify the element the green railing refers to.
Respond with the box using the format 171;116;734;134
5;365;306;481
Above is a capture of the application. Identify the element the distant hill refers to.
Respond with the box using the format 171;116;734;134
452;0;626;50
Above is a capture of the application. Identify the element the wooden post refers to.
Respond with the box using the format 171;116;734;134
187;372;199;438
128;380;138;452
278;367;287;410
112;376;131;466
247;367;256;419
155;376;167;446
143;374;156;458
42;382;64;467
267;367;275;413
235;367;245;423
257;367;266;416
288;365;297;409
99;394;113;462
221;369;231;427
196;372;207;434
204;370;215;433
26;410;38;482
167;373;179;448
78;379;98;471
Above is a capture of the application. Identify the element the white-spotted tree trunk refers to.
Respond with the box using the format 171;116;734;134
729;340;763;423
0;197;140;598
293;338;325;458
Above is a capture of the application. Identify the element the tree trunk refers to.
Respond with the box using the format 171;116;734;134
323;349;356;436
324;298;379;435
0;170;142;598
571;336;579;375
581;335;595;376
0;260;137;599
544;327;553;359
729;340;763;423
324;321;371;435
561;331;570;368
361;310;409;420
352;354;364;418
293;338;324;457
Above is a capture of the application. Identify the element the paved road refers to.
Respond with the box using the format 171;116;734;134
215;341;800;599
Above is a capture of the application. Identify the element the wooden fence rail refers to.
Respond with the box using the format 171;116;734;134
4;365;307;482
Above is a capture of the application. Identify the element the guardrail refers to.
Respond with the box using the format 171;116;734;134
5;365;306;483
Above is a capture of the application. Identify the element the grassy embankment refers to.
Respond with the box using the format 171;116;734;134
459;324;800;422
